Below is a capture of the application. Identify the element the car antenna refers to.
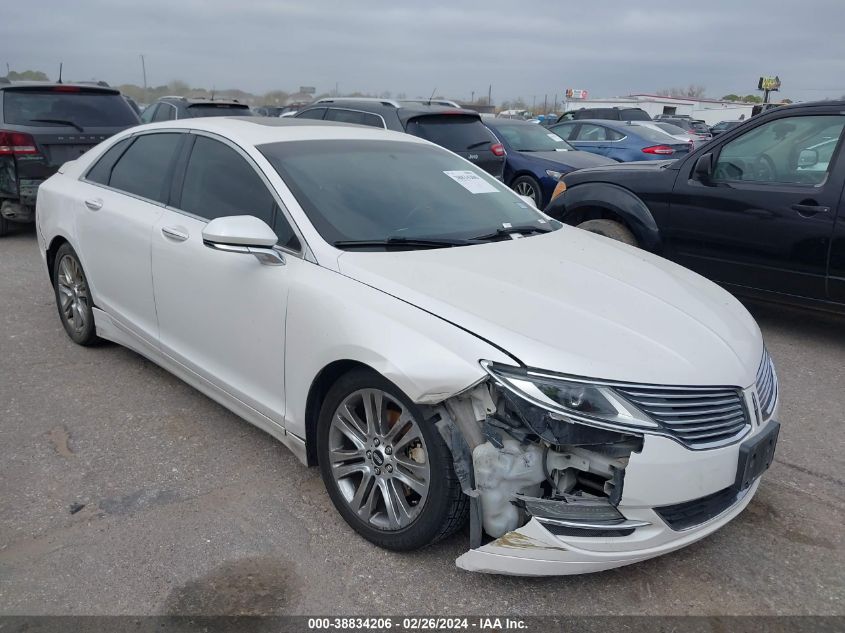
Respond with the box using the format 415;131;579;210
428;87;436;106
57;62;63;84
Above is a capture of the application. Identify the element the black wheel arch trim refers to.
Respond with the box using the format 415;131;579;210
547;182;662;252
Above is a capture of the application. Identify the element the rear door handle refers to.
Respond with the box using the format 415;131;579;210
84;198;103;211
161;226;189;242
792;203;830;216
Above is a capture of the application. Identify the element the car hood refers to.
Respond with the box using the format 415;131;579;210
521;150;617;170
336;227;762;388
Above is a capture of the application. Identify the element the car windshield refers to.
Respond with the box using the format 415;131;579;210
3;89;139;128
259;140;557;248
490;124;574;151
186;104;253;118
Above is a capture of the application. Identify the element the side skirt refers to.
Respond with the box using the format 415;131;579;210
92;307;308;465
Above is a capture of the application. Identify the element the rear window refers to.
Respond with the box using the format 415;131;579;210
185;104;252;118
633;125;686;143
691;122;710;133
3;89;139;128
620;108;651;121
405;115;496;152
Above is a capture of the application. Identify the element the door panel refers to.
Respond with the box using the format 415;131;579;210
74;184;163;341
74;132;183;341
151;210;289;421
666;112;845;300
827;183;845;302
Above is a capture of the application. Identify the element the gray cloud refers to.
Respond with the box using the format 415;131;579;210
4;0;845;102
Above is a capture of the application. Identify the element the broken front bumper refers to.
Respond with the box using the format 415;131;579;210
457;425;774;575
456;478;759;575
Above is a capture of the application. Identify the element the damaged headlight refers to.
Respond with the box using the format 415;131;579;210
481;361;658;433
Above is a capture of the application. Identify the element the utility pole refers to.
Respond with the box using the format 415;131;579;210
471;90;475;102
532;95;536;113
544;94;548;114
488;84;492;107
140;54;148;103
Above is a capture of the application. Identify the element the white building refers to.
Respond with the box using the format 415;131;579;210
562;94;756;125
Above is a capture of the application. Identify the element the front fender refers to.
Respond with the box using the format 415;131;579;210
283;263;512;440
549;182;661;252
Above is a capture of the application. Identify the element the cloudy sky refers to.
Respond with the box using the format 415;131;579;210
4;0;845;103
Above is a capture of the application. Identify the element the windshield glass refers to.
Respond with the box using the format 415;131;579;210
259;140;555;248
490;124;574;151
3;89;139;128
186;104;253;118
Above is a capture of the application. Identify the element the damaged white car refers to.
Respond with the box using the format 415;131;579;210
36;117;779;575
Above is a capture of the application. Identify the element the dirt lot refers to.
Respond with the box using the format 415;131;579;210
1;225;843;615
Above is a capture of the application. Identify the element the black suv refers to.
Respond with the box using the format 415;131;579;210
0;80;139;235
557;107;651;122
139;96;254;122
294;98;505;178
545;100;845;311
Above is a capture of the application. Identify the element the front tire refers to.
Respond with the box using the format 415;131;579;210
53;243;100;346
511;175;543;208
577;218;638;246
317;369;468;551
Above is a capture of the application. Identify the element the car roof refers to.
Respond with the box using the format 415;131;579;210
122;116;433;148
158;96;248;107
306;98;480;122
0;80;119;94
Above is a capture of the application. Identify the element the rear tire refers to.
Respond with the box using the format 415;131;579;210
52;243;101;346
577;219;638;246
317;368;468;551
0;215;9;237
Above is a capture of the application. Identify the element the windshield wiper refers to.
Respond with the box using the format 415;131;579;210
466;140;492;150
471;225;553;241
333;236;474;250
29;118;85;132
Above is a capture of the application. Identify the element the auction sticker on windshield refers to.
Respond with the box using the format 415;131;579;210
443;170;499;194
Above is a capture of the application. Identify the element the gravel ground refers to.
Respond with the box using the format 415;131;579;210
1;224;843;616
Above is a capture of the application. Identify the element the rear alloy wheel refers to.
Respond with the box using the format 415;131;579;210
53;243;100;346
511;175;543;208
317;369;467;551
577;219;638;246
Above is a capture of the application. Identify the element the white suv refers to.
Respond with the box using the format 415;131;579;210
36;117;779;575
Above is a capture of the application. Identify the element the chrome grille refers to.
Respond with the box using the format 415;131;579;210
755;348;778;420
615;385;749;449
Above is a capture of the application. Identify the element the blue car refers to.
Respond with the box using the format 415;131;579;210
548;119;693;163
484;119;616;208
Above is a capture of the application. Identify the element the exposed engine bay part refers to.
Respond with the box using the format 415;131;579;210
437;379;643;541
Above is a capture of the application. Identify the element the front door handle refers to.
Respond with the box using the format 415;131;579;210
161;226;189;242
792;202;830;217
84;198;103;211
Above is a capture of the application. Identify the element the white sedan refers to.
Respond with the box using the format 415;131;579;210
36;117;779;575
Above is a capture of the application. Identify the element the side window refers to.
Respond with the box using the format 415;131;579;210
179;136;275;226
577;124;608;141
109;133;182;203
152;104;174;122
295;107;327;120
551;124;576;140
273;212;301;251
714;115;845;185
605;128;625;141
86;138;131;185
559;112;575;121
139;104;157;124
325;108;385;129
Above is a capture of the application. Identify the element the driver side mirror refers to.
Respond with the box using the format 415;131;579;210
693;152;714;181
798;148;819;168
202;215;284;266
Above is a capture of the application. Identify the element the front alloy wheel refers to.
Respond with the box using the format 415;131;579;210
317;369;467;550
